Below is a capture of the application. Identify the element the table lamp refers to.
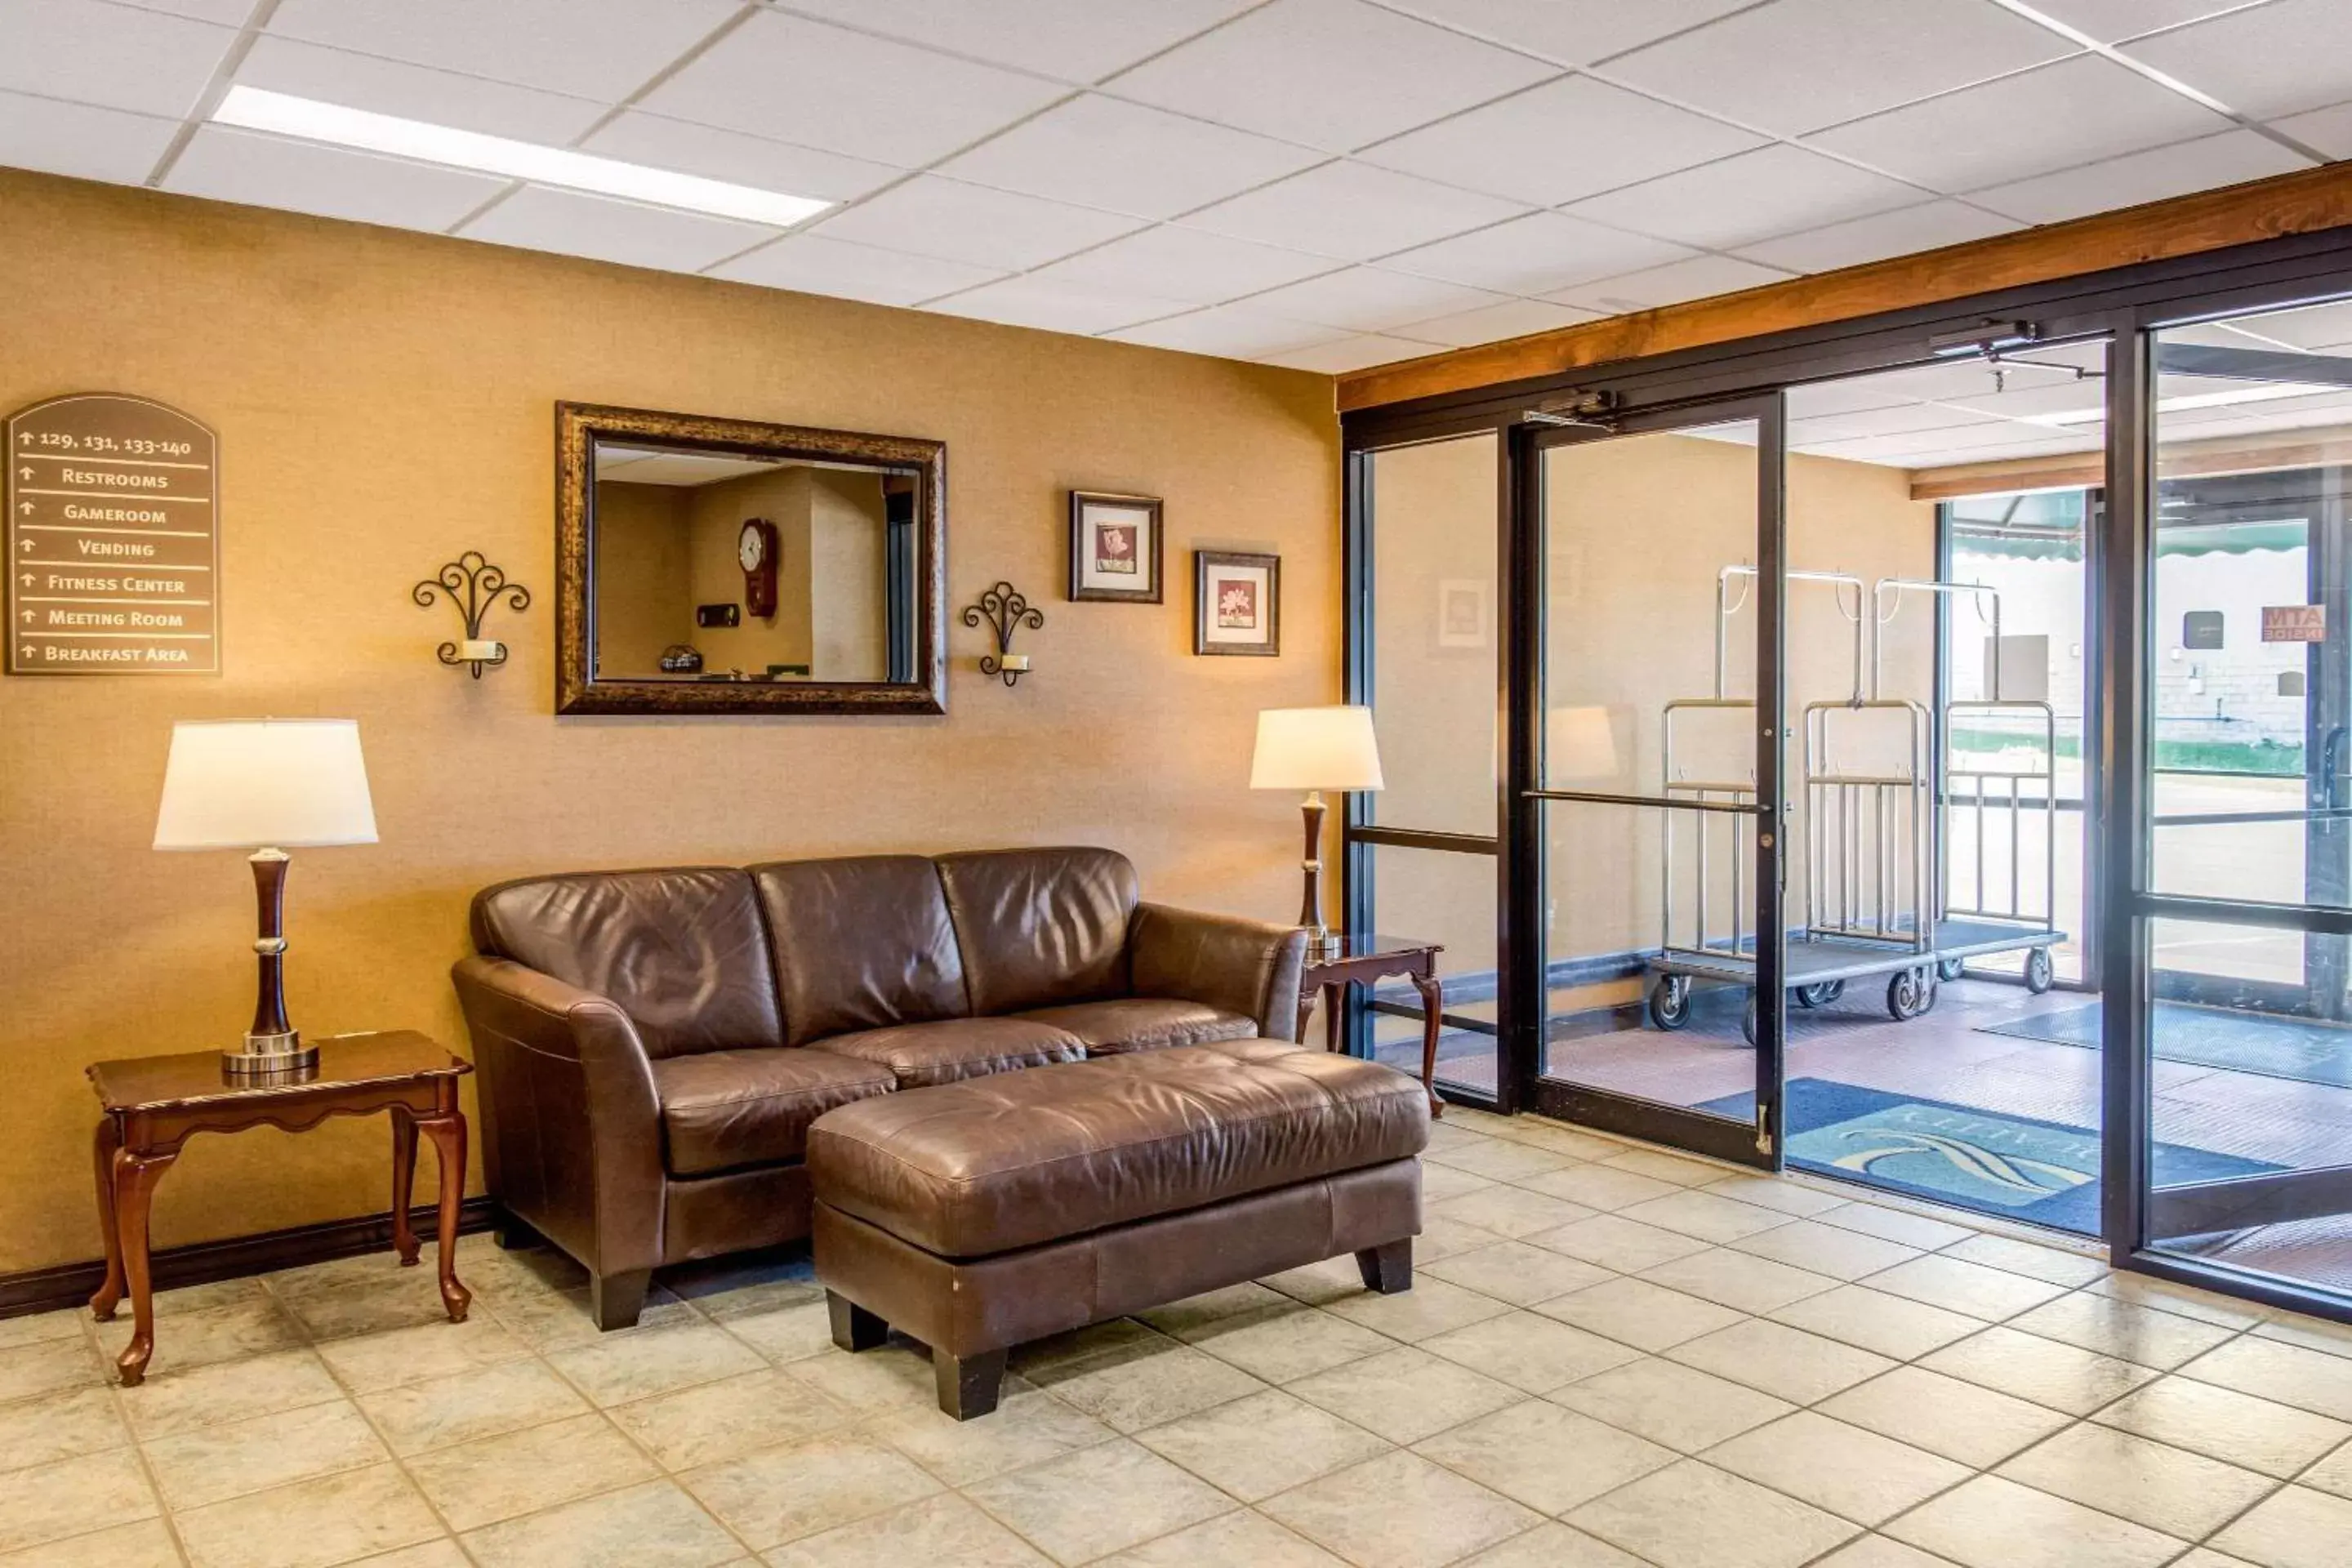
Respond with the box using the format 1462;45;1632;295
1250;706;1384;960
153;719;378;1076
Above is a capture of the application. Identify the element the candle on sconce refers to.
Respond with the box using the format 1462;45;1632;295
457;639;503;662
998;653;1031;672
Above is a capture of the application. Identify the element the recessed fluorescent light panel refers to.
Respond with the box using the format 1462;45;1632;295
213;87;832;228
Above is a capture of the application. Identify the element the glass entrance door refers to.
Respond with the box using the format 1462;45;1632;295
1519;397;1788;1167
2126;295;2352;1300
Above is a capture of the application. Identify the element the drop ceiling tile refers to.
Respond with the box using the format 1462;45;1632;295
1260;332;1440;372
2204;297;2352;353
2123;0;2352;119
1023;225;1338;305
1605;0;2074;136
233;35;607;143
1102;303;1344;359
1790;401;2009;442
1736;200;2020;273
1808;55;2230;193
1359;74;1765;206
1105;0;1557;154
1383;210;1692;293
2274;99;2352;158
459;183;777;274
778;0;1258;83
163;124;509;230
1242;266;1511;332
1180;159;1530;261
580;114;902;204
0;86;176;182
939;94;1325;220
265;0;741;102
1966;128;2311;224
1392;296;1601;347
642;9;1069;168
810;174;1145;271
1785;376;1930;419
705;234;1007;306
1547;252;1793;313
1378;0;1762;67
2;0;236;117
1562;144;1929;251
2019;0;2270;42
924;274;1189;335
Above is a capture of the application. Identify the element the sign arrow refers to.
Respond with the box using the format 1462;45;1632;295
15;466;27;479
16;501;29;514
15;432;29;443
18;573;32;587
17;539;29;551
17;610;29;624
18;645;31;659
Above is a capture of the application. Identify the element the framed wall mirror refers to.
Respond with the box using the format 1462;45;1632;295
555;402;946;715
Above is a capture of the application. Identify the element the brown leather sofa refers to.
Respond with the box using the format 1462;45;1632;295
450;848;1307;1327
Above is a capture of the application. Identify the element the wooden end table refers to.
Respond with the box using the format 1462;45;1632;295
87;1031;473;1386
1295;934;1446;1118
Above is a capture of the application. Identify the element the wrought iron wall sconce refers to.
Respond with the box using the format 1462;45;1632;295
415;551;531;679
962;581;1041;687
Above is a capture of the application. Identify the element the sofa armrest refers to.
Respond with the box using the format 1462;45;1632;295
1129;903;1308;1040
450;956;665;1276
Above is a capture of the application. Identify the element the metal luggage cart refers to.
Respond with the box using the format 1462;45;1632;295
1876;578;2066;996
1642;571;2065;1045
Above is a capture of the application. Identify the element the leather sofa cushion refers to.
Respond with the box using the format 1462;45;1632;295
470;868;782;1058
808;1018;1085;1089
653;1048;895;1177
751;856;970;1047
1017;998;1255;1054
806;1038;1429;1258
937;848;1137;1016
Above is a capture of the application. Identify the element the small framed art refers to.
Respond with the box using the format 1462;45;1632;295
1195;550;1280;657
1068;491;1163;603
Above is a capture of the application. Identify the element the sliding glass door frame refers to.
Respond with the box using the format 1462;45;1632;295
1512;395;1790;1169
1342;222;2352;1318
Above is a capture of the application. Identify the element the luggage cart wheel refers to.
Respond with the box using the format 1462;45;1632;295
2025;947;2056;995
1648;976;1691;1031
1795;981;1839;1009
1741;994;1758;1048
1887;967;1934;1022
1937;957;1966;983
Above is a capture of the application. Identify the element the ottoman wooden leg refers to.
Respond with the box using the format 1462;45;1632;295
1356;1238;1413;1295
936;1348;1009;1421
827;1290;889;1352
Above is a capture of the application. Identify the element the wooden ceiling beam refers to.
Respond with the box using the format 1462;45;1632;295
1337;163;2352;415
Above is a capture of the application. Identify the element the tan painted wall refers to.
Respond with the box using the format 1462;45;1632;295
590;481;692;675
687;466;817;676
0;169;1338;1275
807;468;889;681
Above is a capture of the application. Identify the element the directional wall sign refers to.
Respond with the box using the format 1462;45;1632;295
7;393;219;675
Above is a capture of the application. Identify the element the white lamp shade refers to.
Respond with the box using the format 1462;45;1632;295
1546;706;1621;782
1250;706;1385;792
154;719;379;850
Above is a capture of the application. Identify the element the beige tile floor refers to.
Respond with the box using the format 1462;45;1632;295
10;1111;2352;1566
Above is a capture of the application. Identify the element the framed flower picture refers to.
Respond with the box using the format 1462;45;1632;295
1194;550;1280;657
1067;491;1163;604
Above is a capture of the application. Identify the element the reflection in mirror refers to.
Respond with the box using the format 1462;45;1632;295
591;444;917;686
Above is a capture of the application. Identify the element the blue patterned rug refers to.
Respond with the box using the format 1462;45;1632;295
1699;1079;2278;1233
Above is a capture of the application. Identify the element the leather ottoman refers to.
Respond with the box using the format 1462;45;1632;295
806;1037;1429;1418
